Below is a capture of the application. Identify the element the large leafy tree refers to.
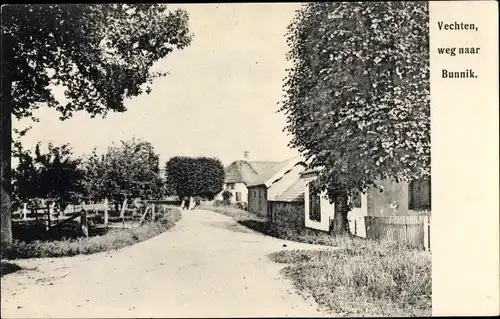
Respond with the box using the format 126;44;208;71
280;2;430;234
1;4;192;245
165;156;225;200
12;142;85;211
82;138;164;205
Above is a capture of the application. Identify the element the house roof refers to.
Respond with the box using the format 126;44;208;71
224;160;279;184
248;161;280;174
273;177;307;202
247;156;306;187
300;167;322;177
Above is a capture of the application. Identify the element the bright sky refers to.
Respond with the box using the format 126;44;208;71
14;3;302;166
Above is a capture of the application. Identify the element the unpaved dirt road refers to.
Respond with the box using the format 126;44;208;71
1;209;332;318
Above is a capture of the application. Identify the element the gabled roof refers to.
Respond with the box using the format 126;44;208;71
273;177;307;202
224;160;279;184
247;156;306;187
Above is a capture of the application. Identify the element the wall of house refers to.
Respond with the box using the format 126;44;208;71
300;174;431;236
247;186;268;217
231;182;248;203
367;180;410;216
269;201;305;229
302;176;334;232
348;192;368;238
214;182;248;204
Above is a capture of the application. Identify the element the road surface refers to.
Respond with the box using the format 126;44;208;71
1;209;331;318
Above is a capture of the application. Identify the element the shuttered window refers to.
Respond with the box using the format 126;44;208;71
309;183;321;222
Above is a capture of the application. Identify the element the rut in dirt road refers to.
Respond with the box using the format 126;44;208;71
1;209;331;318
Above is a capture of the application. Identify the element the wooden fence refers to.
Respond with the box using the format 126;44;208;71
364;215;431;251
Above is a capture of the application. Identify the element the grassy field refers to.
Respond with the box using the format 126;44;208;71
1;207;181;260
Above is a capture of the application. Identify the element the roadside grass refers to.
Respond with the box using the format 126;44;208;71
269;242;431;317
198;203;262;221
1;207;181;260
200;203;359;247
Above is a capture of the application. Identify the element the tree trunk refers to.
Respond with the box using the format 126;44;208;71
331;191;350;236
1;32;13;247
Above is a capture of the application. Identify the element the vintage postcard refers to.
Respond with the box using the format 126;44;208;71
1;2;498;318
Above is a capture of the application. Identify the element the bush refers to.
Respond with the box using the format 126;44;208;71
1;207;181;260
221;190;232;203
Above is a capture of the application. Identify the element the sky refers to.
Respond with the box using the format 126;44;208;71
14;3;302;166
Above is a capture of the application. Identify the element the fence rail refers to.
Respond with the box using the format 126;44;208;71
364;215;431;251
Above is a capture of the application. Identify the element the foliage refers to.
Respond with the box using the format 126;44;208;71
3;4;192;120
12;142;85;210
1;3;192;245
165;156;225;199
221;190;233;202
1;207;181;260
82;138;164;201
279;2;430;233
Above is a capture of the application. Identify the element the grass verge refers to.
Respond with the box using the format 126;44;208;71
198;203;261;221
269;242;431;317
200;203;359;247
1;207;181;260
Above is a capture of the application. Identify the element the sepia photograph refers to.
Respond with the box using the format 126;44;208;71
0;2;497;318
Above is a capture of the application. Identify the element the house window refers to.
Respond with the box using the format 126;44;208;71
351;190;362;208
308;183;321;222
235;192;242;202
227;183;235;190
409;178;431;210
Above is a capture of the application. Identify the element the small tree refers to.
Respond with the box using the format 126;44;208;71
165;156;225;200
221;190;233;204
12;142;85;211
82;138;164;206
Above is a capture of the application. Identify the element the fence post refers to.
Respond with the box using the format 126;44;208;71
120;198;128;228
423;215;430;251
46;203;51;232
120;198;128;219
104;198;109;227
22;203;27;220
81;210;89;237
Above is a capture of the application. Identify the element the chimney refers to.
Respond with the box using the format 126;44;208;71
244;151;250;160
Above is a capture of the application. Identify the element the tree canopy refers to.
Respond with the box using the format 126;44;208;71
3;4;192;120
165;156;225;200
83;138;164;202
280;2;430;233
1;4;192;245
12;142;85;210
